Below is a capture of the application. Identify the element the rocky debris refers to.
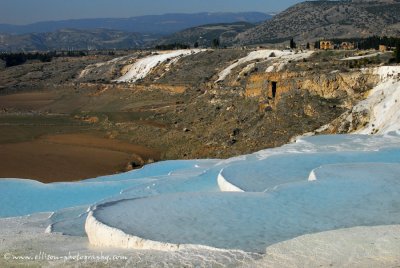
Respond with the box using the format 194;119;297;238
264;106;273;112
125;161;141;171
125;154;145;171
84;116;99;124
231;128;241;137
303;104;317;117
317;108;368;135
227;139;237;146
258;100;273;112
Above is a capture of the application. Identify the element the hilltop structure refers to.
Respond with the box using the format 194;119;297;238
320;41;334;50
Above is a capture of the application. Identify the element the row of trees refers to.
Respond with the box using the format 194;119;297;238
0;52;53;67
290;39;312;49
154;43;190;50
155;38;221;50
0;50;100;67
325;36;400;50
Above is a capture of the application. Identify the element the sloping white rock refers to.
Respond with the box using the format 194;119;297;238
354;66;400;134
113;49;203;83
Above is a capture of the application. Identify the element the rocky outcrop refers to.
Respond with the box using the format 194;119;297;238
322;66;400;135
245;70;379;108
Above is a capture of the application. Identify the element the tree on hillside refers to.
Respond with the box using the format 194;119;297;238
314;40;320;49
212;38;220;48
194;41;199;48
395;42;400;63
290;38;296;49
306;42;310;50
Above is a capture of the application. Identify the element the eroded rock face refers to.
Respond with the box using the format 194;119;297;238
304;66;400;135
245;70;379;104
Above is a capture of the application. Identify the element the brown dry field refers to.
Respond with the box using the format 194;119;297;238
0;90;160;183
0;133;160;183
0;91;58;110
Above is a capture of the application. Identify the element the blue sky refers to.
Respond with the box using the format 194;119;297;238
0;0;303;24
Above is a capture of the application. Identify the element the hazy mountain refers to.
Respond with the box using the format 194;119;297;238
157;22;256;47
0;12;271;35
0;29;151;51
235;0;400;45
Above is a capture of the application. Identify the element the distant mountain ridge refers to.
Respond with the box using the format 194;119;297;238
0;29;150;51
235;0;400;45
0;12;271;35
157;22;256;47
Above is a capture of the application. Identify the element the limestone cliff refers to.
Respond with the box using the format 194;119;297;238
245;70;378;108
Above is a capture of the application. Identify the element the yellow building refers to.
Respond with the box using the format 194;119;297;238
320;40;334;50
340;42;355;50
379;45;388;52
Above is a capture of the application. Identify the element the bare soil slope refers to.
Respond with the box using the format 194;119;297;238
0;133;159;182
